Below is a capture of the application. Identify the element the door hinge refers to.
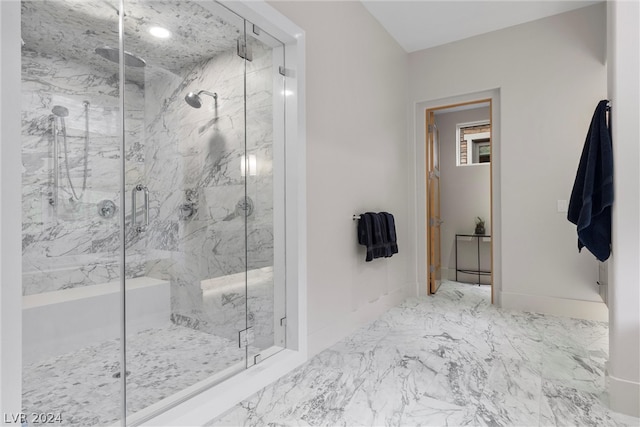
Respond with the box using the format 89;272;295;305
430;217;444;226
238;327;254;348
428;124;435;133
280;316;287;327
429;265;436;273
237;39;253;62
278;66;294;78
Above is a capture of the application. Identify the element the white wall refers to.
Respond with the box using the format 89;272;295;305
607;0;640;417
269;1;411;356
0;0;23;417
410;3;608;320
436;107;491;282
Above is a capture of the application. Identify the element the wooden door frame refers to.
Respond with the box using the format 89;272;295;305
424;98;495;304
426;110;442;294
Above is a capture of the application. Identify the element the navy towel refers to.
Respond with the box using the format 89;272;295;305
381;212;399;255
357;213;375;261
567;100;613;261
357;212;399;262
368;212;387;259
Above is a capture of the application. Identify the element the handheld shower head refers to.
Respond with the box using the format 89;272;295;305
185;90;217;108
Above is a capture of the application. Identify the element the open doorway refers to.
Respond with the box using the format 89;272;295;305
426;99;494;303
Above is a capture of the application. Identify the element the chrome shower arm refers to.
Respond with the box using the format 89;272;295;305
198;90;218;100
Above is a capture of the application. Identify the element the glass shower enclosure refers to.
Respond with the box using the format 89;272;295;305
20;0;287;424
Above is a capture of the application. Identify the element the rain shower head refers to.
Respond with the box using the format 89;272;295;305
52;105;69;117
95;47;146;68
184;90;217;109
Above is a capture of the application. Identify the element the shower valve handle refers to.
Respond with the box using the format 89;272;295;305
131;184;150;233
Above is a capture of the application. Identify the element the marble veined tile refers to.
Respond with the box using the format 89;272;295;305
22;323;245;427
211;282;640;427
474;357;542;426
541;342;607;394
540;381;637;427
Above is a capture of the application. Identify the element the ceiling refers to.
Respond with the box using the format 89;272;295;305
21;0;243;85
21;0;602;82
361;0;601;52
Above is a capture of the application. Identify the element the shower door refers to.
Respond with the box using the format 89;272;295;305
244;21;287;364
21;1;126;425
121;0;251;419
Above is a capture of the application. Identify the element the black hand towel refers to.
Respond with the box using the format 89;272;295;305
368;212;387;259
381;212;399;255
377;212;392;257
567;100;613;261
357;213;375;262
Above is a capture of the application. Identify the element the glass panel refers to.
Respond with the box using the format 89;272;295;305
457;120;491;166
244;24;287;363
121;0;248;419
21;0;124;425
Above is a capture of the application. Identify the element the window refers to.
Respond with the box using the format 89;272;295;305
457;121;491;166
473;138;491;163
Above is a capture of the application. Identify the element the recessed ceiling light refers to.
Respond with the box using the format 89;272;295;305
149;26;171;39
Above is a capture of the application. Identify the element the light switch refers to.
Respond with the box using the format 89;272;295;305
557;199;568;213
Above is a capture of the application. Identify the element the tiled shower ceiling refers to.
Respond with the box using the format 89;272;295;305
21;0;242;79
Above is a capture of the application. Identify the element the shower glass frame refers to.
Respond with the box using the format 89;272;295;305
17;0;288;424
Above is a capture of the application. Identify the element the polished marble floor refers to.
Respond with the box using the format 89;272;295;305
210;281;640;427
23;323;245;427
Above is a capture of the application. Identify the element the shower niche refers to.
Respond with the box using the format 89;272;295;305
19;0;288;425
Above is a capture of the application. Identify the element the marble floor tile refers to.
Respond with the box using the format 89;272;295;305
22;324;246;427
210;281;640;427
539;381;636;427
541;343;606;394
474;358;542;426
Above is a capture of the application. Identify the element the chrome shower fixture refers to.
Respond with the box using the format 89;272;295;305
50;101;90;206
184;90;217;108
95;47;147;68
51;105;69;118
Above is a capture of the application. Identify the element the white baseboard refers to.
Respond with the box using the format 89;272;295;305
500;291;608;321
442;268;455;281
609;374;640;417
307;284;410;357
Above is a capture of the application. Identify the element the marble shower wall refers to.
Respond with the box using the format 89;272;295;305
143;35;275;336
21;48;147;295
21;16;277;343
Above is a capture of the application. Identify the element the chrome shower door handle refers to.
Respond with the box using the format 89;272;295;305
131;186;137;231
141;184;149;229
131;184;149;233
